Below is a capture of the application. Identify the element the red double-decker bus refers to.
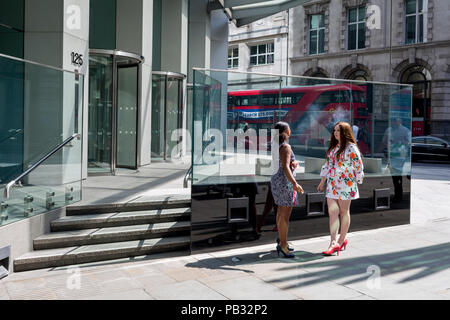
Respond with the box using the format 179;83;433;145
227;84;371;156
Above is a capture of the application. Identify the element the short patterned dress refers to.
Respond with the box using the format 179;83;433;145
320;143;364;200
271;142;297;207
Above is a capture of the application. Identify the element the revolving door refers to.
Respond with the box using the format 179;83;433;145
88;50;144;174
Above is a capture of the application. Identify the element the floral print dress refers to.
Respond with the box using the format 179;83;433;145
320;143;364;200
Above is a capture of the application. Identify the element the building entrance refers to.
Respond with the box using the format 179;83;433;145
88;50;143;174
151;71;186;161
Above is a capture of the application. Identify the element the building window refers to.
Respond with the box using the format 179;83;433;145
309;14;325;55
348;6;366;50
405;0;427;44
228;47;239;69
249;42;274;66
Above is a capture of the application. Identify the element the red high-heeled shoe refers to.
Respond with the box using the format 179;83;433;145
322;244;341;256
339;239;348;252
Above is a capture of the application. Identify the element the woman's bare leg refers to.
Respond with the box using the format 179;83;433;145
277;206;292;250
327;198;340;250
337;199;351;246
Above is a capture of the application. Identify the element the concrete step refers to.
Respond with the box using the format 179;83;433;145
51;207;191;231
66;194;191;215
14;236;191;272
34;221;191;250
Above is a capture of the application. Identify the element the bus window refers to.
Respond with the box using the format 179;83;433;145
235;95;259;106
314;91;351;108
280;93;305;105
352;91;366;103
228;96;235;108
261;94;277;106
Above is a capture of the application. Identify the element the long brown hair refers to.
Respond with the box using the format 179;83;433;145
326;122;359;159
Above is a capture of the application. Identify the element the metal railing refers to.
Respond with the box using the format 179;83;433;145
183;166;192;189
3;133;81;199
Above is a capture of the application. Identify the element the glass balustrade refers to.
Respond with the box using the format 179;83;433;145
0;53;83;227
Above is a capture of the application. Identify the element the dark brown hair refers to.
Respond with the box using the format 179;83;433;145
274;122;290;144
326;122;359;159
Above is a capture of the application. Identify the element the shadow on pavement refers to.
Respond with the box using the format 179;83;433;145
187;242;450;288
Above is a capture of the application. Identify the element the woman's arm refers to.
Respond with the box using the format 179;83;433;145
349;144;364;184
280;145;304;194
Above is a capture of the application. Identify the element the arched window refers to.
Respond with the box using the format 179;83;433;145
401;65;432;136
307;71;330;85
347;69;368;81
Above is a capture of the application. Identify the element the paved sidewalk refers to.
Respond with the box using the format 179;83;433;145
1;218;449;300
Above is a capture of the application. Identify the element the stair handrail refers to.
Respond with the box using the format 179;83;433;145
183;165;193;189
3;133;81;199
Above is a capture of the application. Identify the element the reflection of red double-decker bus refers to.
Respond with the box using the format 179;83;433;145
227;84;371;156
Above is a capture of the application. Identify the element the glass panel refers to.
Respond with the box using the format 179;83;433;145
228;59;232;68
0;25;24;58
0;0;24;58
89;0;116;49
258;44;266;54
358;6;366;21
418;14;424;43
269;43;274;53
152;0;162;71
88;55;113;173
319;14;325;28
358;22;366;49
349;8;357;23
228;49;232;58
406;16;416;44
166;77;182;159
0;1;24;30
406;0;417;14
0;55;83;227
233;58;239;68
191;69;412;249
192;69;412;184
117;66;138;168
267;54;274;64
151;74;166;159
319;29;325;53
418;0;423;12
0;55;24;184
258;55;266;65
233;48;239;57
348;24;357;50
310;30;318;54
250;46;257;55
310;15;318;29
250;56;257;66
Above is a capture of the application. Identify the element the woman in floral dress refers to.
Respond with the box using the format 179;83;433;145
317;122;364;256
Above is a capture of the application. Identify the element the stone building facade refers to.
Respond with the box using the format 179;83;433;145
229;0;450;140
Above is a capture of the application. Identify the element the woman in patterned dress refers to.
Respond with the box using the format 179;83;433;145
317;122;364;256
271;122;304;258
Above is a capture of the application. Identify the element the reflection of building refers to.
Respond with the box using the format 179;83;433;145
229;0;450;140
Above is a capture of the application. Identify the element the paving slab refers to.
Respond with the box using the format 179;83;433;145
206;275;297;300
88;288;154;300
144;280;227;300
0;283;10;300
132;272;178;289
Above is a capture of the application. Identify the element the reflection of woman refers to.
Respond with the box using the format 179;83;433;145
318;122;364;256
271;122;304;258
